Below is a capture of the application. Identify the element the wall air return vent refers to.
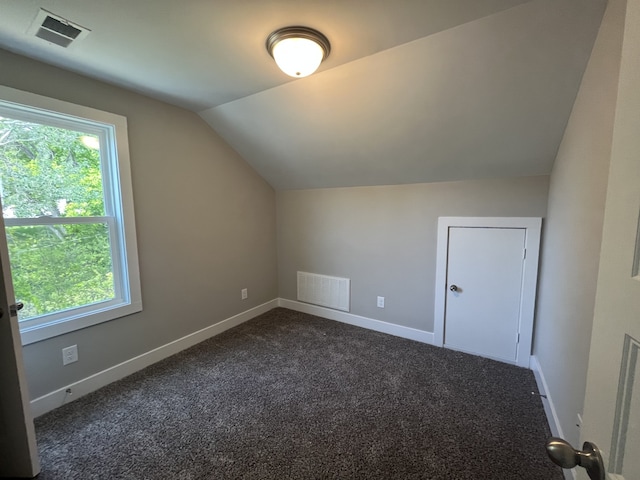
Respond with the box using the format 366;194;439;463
28;9;90;48
297;271;350;312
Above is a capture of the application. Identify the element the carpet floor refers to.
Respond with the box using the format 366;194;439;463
34;308;563;479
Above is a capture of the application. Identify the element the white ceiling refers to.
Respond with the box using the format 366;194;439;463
0;0;606;190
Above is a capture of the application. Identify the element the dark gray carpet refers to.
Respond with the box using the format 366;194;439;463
34;308;562;479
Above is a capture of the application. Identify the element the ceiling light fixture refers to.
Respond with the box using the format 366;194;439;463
266;26;331;78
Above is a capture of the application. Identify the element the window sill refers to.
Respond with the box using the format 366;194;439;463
19;301;142;345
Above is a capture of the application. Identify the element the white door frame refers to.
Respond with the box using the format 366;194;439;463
433;217;542;368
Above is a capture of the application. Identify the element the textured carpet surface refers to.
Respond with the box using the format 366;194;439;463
34;308;562;479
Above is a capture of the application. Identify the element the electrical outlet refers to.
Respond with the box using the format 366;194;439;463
377;296;385;308
62;345;78;365
241;288;248;300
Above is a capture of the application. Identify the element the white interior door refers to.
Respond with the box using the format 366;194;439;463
444;227;526;363
0;213;40;477
434;217;541;368
575;0;640;478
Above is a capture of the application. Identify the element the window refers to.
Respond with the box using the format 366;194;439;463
0;86;141;345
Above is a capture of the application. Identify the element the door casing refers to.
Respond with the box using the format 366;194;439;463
433;217;542;368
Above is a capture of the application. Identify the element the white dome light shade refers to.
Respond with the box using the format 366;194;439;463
272;37;324;78
266;27;331;78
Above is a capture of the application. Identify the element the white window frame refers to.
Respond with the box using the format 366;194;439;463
0;85;142;345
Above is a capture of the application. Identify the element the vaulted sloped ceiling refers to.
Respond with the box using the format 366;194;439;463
200;0;606;189
0;0;606;190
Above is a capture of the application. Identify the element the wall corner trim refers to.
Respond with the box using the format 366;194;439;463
278;298;435;344
530;355;566;438
30;299;279;418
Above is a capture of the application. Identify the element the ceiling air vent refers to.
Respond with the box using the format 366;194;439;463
28;9;90;48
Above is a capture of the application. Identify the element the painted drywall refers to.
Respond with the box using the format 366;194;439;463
0;48;278;399
532;0;624;445
277;176;549;332
200;0;605;190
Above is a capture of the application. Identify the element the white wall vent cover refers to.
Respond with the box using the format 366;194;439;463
297;271;350;312
28;9;90;48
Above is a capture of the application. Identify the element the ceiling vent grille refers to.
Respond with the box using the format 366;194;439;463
28;9;90;48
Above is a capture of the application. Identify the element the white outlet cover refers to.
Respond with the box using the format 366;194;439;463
377;296;385;308
62;345;78;365
241;288;248;299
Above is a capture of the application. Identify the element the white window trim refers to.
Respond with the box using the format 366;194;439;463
0;85;142;345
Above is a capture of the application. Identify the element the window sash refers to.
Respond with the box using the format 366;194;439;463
4;216;128;330
0;102;120;219
0;85;142;346
4;216;112;226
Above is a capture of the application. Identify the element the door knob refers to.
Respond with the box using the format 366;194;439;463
545;437;605;480
450;285;458;292
10;302;24;316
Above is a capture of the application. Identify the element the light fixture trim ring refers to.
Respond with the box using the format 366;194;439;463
266;26;331;62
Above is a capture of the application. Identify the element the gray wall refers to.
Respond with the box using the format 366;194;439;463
533;0;624;445
277;176;549;331
0;49;278;399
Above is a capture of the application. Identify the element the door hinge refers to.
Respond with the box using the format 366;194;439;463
516;333;520;344
523;248;527;259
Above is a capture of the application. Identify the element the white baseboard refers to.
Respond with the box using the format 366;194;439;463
530;355;576;480
278;298;435;345
30;299;279;418
530;355;563;437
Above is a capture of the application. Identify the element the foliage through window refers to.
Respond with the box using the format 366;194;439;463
0;119;114;319
0;87;141;344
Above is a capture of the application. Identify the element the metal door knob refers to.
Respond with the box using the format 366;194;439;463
10;302;24;316
450;285;458;292
545;437;605;480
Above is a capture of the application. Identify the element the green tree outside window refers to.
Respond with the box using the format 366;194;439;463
0;116;115;320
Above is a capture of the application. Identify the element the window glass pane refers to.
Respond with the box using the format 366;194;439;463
5;223;115;321
0;115;105;218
